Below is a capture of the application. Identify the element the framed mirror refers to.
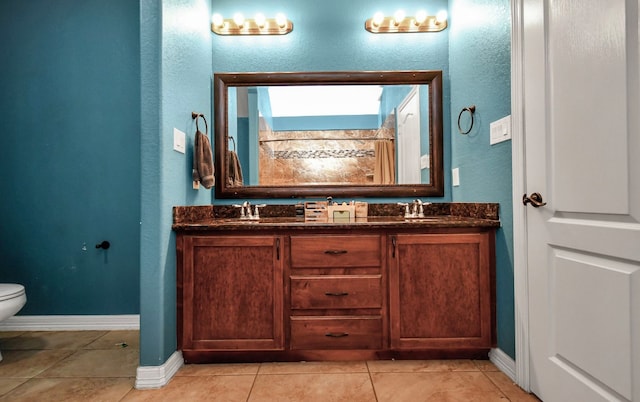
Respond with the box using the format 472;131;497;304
213;71;443;199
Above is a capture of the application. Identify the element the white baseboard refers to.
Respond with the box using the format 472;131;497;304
489;347;517;382
0;315;140;331
135;351;184;389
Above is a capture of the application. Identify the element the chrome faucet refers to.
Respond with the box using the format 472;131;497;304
242;201;252;219
232;201;253;219
253;204;266;219
397;202;410;218
412;199;425;218
232;204;245;219
234;202;266;220
399;200;430;218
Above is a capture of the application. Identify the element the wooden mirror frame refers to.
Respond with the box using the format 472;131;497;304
213;70;444;199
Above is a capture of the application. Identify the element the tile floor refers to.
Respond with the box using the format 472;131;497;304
0;331;540;401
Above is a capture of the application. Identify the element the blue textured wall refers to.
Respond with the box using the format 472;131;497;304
139;0;212;366
449;0;514;358
0;0;141;315
211;0;452;204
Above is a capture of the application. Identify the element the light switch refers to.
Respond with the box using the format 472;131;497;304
490;115;511;145
452;168;460;186
173;128;186;153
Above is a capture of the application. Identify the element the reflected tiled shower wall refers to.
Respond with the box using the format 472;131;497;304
259;116;395;186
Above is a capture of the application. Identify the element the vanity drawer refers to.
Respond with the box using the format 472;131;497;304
290;317;382;350
290;235;381;268
290;275;382;309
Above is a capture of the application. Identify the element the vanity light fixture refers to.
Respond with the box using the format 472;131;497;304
255;13;266;28
211;12;293;35
365;9;448;33
233;13;245;29
393;10;406;26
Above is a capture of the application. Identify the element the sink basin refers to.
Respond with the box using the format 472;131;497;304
405;217;444;222
217;217;301;224
210;216;449;226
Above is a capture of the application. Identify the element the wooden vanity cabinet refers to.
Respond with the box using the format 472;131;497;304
177;235;284;362
176;227;495;362
388;232;495;351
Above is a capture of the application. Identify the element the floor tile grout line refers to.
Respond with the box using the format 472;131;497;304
245;362;261;402
479;368;511;400
366;361;380;402
119;384;138;402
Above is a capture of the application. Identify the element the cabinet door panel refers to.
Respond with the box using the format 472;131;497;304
182;236;284;351
389;233;493;349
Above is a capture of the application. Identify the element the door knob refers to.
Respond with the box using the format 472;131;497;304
522;192;546;208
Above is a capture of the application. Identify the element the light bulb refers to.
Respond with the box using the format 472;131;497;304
275;13;287;28
393;10;405;26
415;10;428;25
372;12;384;26
255;13;266;28
436;10;448;24
211;13;224;28
233;13;245;28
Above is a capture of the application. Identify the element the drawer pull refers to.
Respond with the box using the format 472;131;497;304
324;250;348;255
325;332;349;338
324;291;349;297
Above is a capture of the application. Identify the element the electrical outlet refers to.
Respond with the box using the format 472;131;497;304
452;168;460;186
173;128;186;153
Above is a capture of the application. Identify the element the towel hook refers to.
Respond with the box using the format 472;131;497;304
457;105;476;135
191;112;208;134
228;136;236;152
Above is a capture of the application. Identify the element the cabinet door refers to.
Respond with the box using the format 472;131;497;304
388;232;494;350
180;235;284;351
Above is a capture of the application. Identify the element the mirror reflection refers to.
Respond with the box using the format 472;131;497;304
213;71;444;199
228;84;430;187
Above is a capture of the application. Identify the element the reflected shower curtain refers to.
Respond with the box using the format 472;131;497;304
373;140;395;184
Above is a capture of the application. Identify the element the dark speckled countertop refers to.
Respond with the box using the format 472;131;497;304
172;203;500;231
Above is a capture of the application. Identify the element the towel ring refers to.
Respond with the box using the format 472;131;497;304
191;112;208;134
228;136;236;152
457;105;476;135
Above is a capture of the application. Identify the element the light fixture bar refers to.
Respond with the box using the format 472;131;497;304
211;15;293;35
365;14;447;33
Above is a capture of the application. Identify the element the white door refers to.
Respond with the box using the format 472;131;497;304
523;0;640;401
396;87;421;184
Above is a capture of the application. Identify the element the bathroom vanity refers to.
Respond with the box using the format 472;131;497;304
173;204;499;363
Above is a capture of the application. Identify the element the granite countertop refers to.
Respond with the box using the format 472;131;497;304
172;203;501;231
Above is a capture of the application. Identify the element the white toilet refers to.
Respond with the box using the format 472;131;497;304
0;284;27;361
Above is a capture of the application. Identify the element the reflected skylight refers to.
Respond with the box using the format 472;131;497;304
267;85;383;117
